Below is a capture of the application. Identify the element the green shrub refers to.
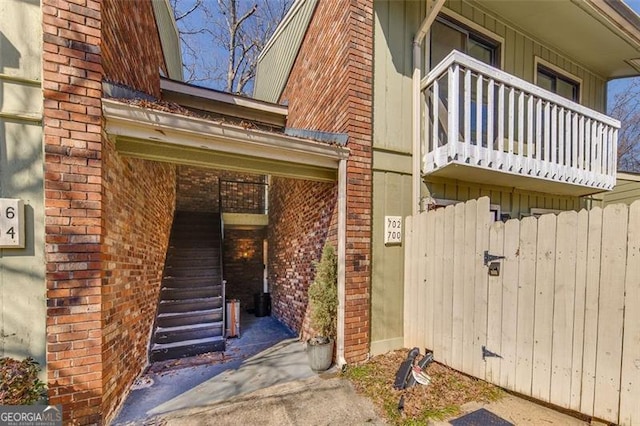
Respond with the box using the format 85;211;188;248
0;357;46;405
308;244;338;340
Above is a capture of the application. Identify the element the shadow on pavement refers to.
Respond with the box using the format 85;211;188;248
112;313;312;424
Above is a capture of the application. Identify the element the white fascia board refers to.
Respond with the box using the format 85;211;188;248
160;78;288;117
102;99;348;169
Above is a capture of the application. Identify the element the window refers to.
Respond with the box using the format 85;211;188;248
428;198;502;222
430;16;501;68
536;63;580;102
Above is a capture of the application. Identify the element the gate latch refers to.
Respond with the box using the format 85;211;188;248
482;345;502;361
484;250;505;266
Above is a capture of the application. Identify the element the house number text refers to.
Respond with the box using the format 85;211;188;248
0;199;25;248
384;216;402;245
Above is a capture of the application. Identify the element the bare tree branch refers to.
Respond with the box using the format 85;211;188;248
610;78;640;172
171;0;292;94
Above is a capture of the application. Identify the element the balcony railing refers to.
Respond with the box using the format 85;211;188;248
219;180;268;214
421;51;619;193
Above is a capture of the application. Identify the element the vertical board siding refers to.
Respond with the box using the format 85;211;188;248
403;198;640;425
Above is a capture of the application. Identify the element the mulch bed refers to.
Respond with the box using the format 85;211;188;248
343;349;503;425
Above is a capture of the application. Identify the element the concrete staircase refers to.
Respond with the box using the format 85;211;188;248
150;211;225;362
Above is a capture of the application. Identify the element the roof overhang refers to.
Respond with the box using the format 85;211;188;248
102;99;348;182
160;78;288;128
472;0;640;79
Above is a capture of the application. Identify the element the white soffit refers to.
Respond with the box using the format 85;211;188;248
102;99;348;177
474;0;640;79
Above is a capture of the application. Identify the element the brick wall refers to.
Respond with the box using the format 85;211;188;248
267;178;337;336
176;166;267;213
43;0;175;423
223;229;266;310
101;140;175;422
42;0;104;423
277;0;374;362
102;0;166;98
176;166;219;212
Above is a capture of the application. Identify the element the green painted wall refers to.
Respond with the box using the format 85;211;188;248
0;0;45;367
588;174;640;207
371;169;412;355
424;178;581;218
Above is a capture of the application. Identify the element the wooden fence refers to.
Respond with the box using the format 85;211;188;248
404;197;639;425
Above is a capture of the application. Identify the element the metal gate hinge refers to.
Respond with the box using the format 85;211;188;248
484;250;505;266
482;345;502;360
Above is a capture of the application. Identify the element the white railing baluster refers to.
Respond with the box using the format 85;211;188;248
551;104;558;178
535;98;542;176
543;102;551;177
423;85;430;173
558;107;564;180
464;68;472;162
476;74;483;165
448;64;460;162
517;91;524;173
572;113;578;183
527;95;534;174
591;121;600;183
432;79;440;165
487;79;495;168
564;110;571;181
508;87;515;171
578;116;585;184
609;129;618;185
497;83;505;170
585;118;593;184
420;51;619;191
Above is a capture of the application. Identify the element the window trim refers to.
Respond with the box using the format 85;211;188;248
436;7;505;70
533;56;582;103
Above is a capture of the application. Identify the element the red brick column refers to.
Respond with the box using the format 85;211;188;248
42;0;103;423
278;0;374;363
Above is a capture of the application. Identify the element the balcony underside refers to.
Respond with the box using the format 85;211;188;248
222;213;268;230
426;160;608;197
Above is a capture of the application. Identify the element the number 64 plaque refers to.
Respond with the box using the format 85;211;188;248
0;199;25;248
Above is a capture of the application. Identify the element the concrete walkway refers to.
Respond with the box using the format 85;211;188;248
112;313;383;425
112;314;313;424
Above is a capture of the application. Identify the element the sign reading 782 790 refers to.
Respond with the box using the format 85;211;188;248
0;199;25;248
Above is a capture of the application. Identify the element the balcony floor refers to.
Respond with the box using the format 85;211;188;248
426;161;608;197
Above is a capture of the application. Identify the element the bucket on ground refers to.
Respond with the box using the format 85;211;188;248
254;292;271;317
226;299;240;337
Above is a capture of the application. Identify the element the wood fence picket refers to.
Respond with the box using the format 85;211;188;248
404;197;640;425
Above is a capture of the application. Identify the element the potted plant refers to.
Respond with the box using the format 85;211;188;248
306;243;338;372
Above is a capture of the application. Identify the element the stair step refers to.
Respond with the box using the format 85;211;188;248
158;297;223;314
161;286;222;300
156;308;223;328
150;336;225;362
153;322;224;344
150;211;225;361
164;268;220;282
166;254;220;262
161;277;221;288
164;256;219;264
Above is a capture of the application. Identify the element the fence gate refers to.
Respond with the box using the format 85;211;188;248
403;197;640;425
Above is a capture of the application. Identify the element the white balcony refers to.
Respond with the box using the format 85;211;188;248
421;51;619;196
